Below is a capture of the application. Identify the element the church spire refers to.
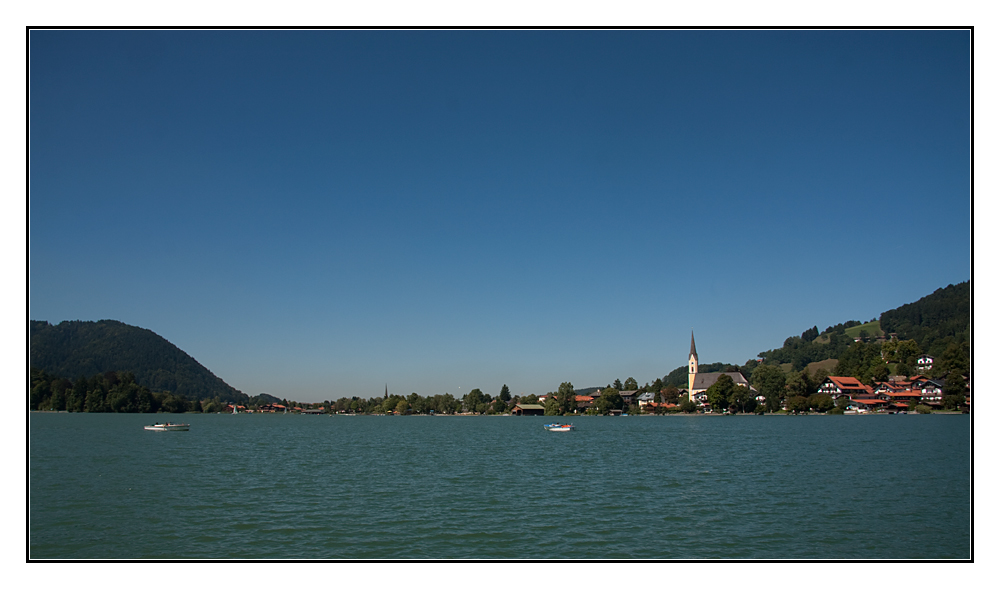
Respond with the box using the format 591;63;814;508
688;331;699;396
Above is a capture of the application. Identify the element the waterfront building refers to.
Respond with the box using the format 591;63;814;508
817;376;872;400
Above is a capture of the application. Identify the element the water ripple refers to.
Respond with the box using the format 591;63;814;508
30;413;970;559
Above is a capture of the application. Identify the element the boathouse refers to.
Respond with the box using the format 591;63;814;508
512;403;545;416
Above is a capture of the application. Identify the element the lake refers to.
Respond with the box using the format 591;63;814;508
28;412;971;559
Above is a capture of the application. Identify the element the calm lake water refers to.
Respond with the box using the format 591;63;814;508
29;412;970;559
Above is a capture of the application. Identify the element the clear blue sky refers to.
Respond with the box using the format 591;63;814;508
29;30;970;402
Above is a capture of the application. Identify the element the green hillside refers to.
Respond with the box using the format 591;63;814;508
879;282;970;357
29;320;247;404
843;320;884;339
659;281;970;386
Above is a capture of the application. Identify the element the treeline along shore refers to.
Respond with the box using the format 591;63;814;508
29;282;969;417
29;370;969;417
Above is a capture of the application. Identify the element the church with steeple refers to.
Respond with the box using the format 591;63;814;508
686;331;750;404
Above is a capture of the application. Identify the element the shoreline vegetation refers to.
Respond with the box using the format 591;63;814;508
30;409;968;416
29;354;970;417
29;282;969;418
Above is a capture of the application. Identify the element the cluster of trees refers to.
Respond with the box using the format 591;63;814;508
318;392;462;415
879;282;970;358
319;381;679;418
755;325;860;372
543;382;579;416
689;371;837;415
742;283;970;376
744;359;968;415
29;368;202;413
832;337;969;384
543;382;689;416
748;365;842;414
705;375;756;413
651;282;970;411
319;384;521;415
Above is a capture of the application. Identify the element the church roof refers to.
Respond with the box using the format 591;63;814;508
690;331;698;360
691;372;748;391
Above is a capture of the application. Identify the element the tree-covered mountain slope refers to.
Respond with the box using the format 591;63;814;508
879;281;970;357
659;281;970;385
29;319;247;403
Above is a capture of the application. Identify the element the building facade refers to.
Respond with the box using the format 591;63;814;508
686;331;749;406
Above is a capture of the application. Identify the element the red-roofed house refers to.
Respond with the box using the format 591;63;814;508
880;391;922;405
644;402;678;413
873;381;907;395
917;379;946;406
852;398;888;411
817;376;872;400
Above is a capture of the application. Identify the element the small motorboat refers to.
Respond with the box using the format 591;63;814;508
544;423;575;431
144;422;190;431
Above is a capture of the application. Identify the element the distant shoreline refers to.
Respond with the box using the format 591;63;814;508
29;410;969;416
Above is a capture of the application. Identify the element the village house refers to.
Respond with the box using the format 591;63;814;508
916;354;935;372
817;376;872;400
618;390;639;406
517;394;593;412
917;379;946;406
826;374;965;413
257;403;287;413
852;398;889;411
871;383;922;411
883;392;921;410
643;402;677;412
872;381;903;394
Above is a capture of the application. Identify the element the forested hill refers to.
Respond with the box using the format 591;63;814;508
879;282;970;357
660;281;970;385
754;280;969;373
29;320;247;404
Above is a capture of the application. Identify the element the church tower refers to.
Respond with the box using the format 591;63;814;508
688;331;699;394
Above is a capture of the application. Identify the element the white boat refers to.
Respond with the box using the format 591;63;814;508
544;423;575;431
144;422;190;431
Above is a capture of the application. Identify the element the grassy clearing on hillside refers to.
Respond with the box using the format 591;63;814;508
780;359;837;376
844;320;883;339
806;358;838;376
812;320;884;344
